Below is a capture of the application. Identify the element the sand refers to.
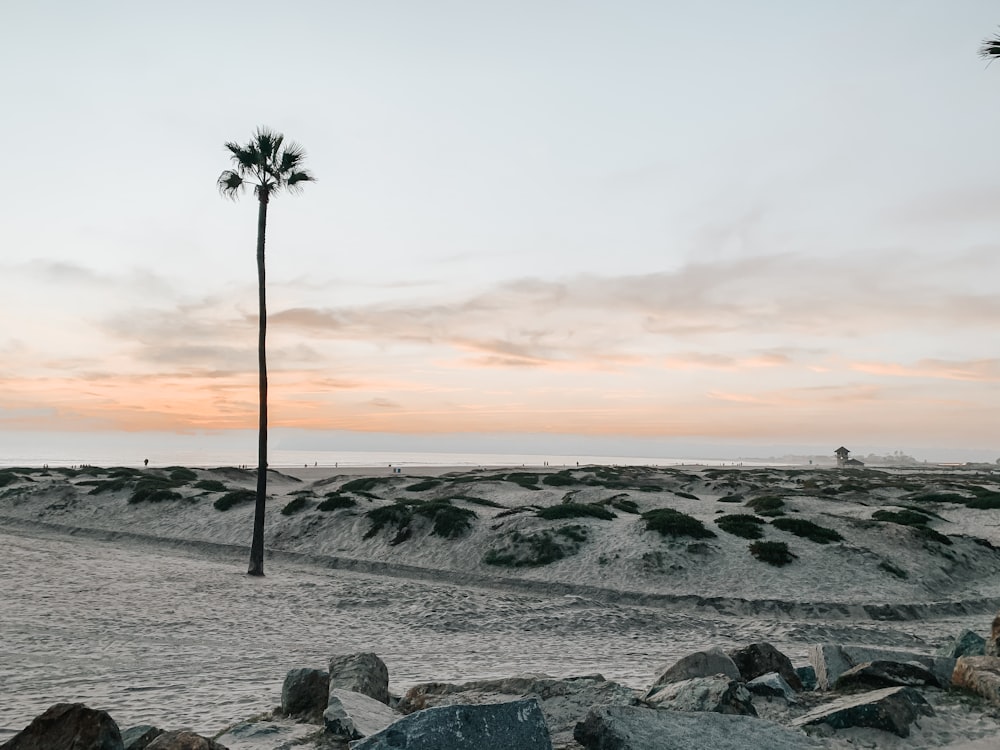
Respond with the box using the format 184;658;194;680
2;463;1000;747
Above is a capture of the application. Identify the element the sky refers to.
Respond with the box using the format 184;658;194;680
3;1;1000;463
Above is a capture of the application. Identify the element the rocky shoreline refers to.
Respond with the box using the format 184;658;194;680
6;624;1000;749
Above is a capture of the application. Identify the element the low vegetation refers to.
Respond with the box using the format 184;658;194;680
536;503;616;521
404;479;441;492
128;476;186;504
281;496;309;515
641;508;716;539
770;517;843;544
872;509;932;527
213;489;257;511
363;500;477;543
484;525;588;567
193;479;227;492
317;493;357;511
746;496;785;516
715;514;766;540
749;540;796;566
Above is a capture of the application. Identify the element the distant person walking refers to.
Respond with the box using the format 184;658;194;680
144;458;149;468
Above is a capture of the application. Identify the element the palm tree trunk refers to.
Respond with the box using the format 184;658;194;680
248;192;269;576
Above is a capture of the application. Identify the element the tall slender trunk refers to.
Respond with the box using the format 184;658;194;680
248;191;269;576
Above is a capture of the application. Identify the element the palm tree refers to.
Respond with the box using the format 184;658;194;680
980;30;1000;60
218;127;314;576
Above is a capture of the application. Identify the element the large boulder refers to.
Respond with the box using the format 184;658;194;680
833;660;941;691
746;672;798;703
647;647;740;696
349;697;552;750
121;726;164;750
329;653;389;705
574;706;822;750
953;655;1000;705
646;676;756;716
727;642;803;690
1;703;123;750
214;720;320;749
145;731;228;750
938;629;986;658
792;686;933;738
324;689;400;741
398;673;636;749
281;668;330;722
808;644;955;690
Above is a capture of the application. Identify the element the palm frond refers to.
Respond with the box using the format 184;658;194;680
217;170;245;198
981;32;1000;60
285;170;315;192
278;144;307;174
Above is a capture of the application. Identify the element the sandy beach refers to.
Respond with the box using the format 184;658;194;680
3;462;1000;747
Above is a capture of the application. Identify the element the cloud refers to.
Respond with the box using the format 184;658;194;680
852;358;1000;383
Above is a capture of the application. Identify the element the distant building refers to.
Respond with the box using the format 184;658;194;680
835;446;865;467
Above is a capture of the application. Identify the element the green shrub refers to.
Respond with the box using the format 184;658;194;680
642;508;716;539
281;496;309;516
964;494;1000;510
537;503;616;521
445;495;503;508
914;525;952;546
542;472;576;487
341;476;394;494
413;501;478;538
674;490;699;500
194;479;227;492
749;540;796;566
128;476;186;504
907;491;968;504
84;478;132;495
363;504;412;540
872;509;931;526
770;517;843;544
715;514;766;539
879;560;908;579
504;472;540;490
484;526;585;567
556;524;588;543
168;467;198;482
318;493;357;511
213;489;257;511
405;479;441;492
746;496;785;516
610;497;640;514
718;494;744;503
495;506;538;518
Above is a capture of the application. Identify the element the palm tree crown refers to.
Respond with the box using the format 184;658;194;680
218;127;315;202
980;30;1000;61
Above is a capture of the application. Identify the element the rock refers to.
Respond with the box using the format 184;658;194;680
349;697;552;750
329;653;389;705
214;720;321;750
792;686;933;738
281;668;330;722
647;647;741;695
646;676;756;716
574;705;823;750
833;660;941;690
1;703;123;750
145;731;228;750
938;629;986;658
727;642;804;690
398;673;636;749
324;689;400;741
808;644;955;689
986;614;1000;657
796;665;817;691
746;672;798;703
952;655;1000;704
121;726;164;750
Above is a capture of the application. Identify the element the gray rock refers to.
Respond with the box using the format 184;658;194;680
121;726;164;750
329;653;389;705
833;660;941;691
324;689;400;741
938;629;986;658
952;656;1000;705
988;613;1000;658
214;720;322;750
647;647;741;695
574;706;822;750
281;668;330;722
145;731;228;750
646;676;756;716
796;665;817;691
809;644;955;689
1;703;123;750
746;672;798;703
398;673;636;749
349;697;552;750
727;642;803;690
792;686;933;738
